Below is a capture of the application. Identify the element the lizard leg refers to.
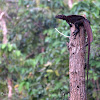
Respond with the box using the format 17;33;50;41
73;19;84;39
69;23;72;27
73;23;80;39
67;22;72;27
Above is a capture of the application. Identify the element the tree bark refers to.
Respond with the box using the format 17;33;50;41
0;10;8;44
68;0;73;8
0;9;12;100
7;78;13;100
69;24;86;100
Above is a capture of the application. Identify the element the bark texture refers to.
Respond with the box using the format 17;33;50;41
69;24;86;100
0;10;8;44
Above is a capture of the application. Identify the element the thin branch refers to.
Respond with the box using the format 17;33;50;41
0;11;8;44
55;28;70;38
0;12;5;20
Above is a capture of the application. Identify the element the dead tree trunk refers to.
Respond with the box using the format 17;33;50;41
69;24;86;100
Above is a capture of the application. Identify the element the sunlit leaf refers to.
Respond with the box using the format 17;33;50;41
55;70;59;76
46;69;53;73
1;44;6;49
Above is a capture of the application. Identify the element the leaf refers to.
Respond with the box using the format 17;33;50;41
12;44;17;49
92;91;97;98
14;84;19;88
0;61;1;64
61;47;66;54
94;76;97;81
53;83;62;91
26;82;30;90
44;61;52;66
63;86;68;90
15;50;21;57
55;70;59;76
1;44;6;49
40;57;43;65
8;44;13;52
56;58;61;64
50;94;57;98
19;82;25;92
18;0;24;6
45;37;51;43
46;69;53;73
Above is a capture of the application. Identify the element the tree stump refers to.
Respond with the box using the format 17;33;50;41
69;24;86;100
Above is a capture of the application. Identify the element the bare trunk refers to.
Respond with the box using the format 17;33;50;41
0;10;8;44
7;78;13;100
0;9;12;99
69;24;86;100
68;0;73;8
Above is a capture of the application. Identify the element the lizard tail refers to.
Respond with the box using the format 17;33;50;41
83;20;91;91
87;43;90;89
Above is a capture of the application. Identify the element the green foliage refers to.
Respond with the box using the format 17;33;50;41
0;0;99;100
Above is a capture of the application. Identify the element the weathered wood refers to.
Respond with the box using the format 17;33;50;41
69;24;86;100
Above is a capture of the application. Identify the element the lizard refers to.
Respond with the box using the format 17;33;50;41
55;14;93;89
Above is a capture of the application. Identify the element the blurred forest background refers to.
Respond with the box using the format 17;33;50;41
0;0;100;100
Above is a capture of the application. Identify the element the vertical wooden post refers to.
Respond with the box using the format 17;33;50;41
69;24;86;100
